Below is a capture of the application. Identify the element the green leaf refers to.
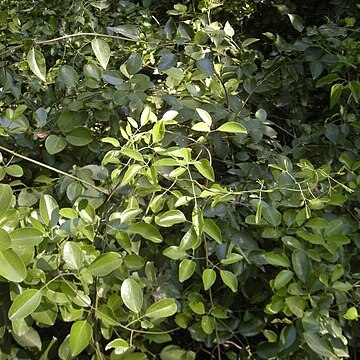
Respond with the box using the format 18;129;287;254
163;246;187;260
39;194;59;227
196;108;212;126
220;270;238;292
288;14;304;32
145;298;177;319
316;73;340;87
9;289;42;321
120;164;142;186
158;53;178;72
191;122;211;132
285;296;306;317
58;65;79;87
57;110;78;133
45;135;67;155
125;52;142;76
105;338;130;355
70;320;92;357
264;252;290;267
179;259;196;282
120;148;144;162
0;184;12;219
91;38;110;70
330;83;343;109
66;127;93;146
203;219;222;244
194;158;215;182
201;315;215;335
274;270;293;289
128;222;163;243
27;48;46;82
108;25;139;39
152;120;165;143
0;249;27;282
216;122;247;133
344;307;358;320
10;228;43;248
202;268;216;290
101;137;120;147
349;80;360;103
303;332;335;358
0;229;11;250
87;252;122;276
155;210;186;227
121;278;143;313
263;207;282;227
5;164;23;177
63;241;84;270
192;205;203;236
292;250;312;283
221;253;243;265
12;327;42;350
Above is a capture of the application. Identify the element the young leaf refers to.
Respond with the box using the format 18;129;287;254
105;338;130;355
203;219;222;244
330;83;343;109
128;223;163;243
91;38;110;70
179;259;196;282
121;278;143;313
87;252;122;276
9;289;42;321
192;205;204;236
27;48;46;82
192;122;211;132
120;164;142;187
201;315;215;335
202;268;216;290
196;108;212;126
70;320;92;357
220;270;238;292
0;249;27;282
194;158;215;182
145;298;177;319
155;210;186;227
216;122;247;133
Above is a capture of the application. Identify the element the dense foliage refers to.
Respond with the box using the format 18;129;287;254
0;0;359;358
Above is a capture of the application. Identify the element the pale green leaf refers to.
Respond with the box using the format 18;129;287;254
91;38;110;70
9;289;42;321
217;122;247;134
145;298;177;319
121;278;143;313
70;320;92;357
27;48;46;81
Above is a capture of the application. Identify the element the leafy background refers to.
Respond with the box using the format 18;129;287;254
0;0;359;359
